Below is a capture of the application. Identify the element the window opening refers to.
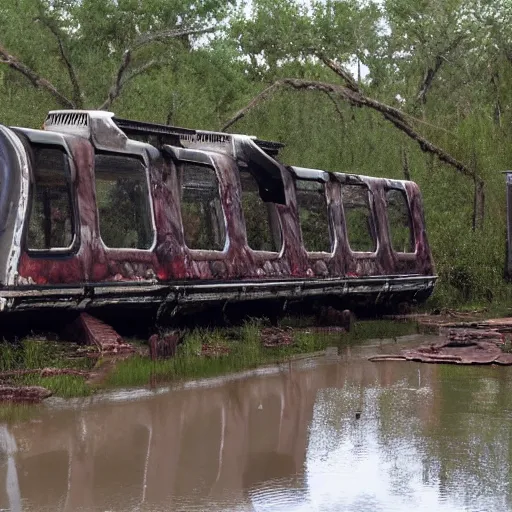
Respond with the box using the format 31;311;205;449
240;171;282;252
386;189;415;253
181;163;226;251
94;154;154;250
27;146;74;251
296;180;331;253
342;184;376;252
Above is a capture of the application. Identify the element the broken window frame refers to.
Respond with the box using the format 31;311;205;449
238;169;283;256
341;182;378;255
25;143;79;256
385;186;416;255
179;160;228;256
295;178;334;256
94;151;157;252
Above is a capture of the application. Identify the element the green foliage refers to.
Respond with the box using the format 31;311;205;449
0;338;59;371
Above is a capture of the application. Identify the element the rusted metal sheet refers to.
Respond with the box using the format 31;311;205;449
0;110;437;319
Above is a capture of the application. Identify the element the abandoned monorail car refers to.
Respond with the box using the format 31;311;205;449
0;110;436;322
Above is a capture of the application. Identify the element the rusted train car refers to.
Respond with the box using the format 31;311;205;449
0;110;436;327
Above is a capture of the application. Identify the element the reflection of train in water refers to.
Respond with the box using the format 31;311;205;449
0;110;436;325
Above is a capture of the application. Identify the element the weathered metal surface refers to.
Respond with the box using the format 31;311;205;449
370;338;512;365
0;110;436;318
371;317;512;365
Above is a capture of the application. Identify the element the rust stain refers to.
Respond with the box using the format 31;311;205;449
0;111;436;316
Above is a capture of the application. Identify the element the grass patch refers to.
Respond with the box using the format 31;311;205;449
106;319;420;389
13;374;92;398
0;337;93;371
0;318;422;398
0;337;94;399
349;319;420;340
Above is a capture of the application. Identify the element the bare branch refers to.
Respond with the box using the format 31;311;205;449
98;57;160;111
221;78;482;186
36;17;83;109
417;54;444;105
0;43;75;108
99;25;213;110
133;26;215;51
98;50;131;110
318;55;359;92
221;81;283;131
324;92;346;123
124;60;158;82
416;35;466;105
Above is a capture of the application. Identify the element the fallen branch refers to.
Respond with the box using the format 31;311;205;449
0;368;90;379
0;43;75;108
221;78;482;185
320;55;484;228
319;55;359;92
0;385;52;403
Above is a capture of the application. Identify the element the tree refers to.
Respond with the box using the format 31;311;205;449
0;0;233;111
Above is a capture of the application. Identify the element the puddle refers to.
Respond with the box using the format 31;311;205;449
1;334;510;511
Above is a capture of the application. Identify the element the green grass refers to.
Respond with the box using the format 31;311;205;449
0;337;94;371
106;319;420;389
0;337;94;399
13;374;91;398
0;318;422;398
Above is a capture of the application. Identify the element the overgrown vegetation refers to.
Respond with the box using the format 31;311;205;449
0;319;419;399
1;0;512;305
0;338;94;397
106;319;419;388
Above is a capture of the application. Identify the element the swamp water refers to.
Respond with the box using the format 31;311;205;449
1;334;512;512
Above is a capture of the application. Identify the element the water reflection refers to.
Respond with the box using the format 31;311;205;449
1;337;512;511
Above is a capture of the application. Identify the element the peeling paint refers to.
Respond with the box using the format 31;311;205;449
0;111;436;316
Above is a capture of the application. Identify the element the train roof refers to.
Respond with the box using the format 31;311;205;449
42;110;285;158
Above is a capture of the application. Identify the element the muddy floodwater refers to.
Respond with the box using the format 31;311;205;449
2;334;512;512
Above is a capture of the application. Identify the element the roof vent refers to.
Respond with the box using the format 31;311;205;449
44;110;127;150
44;110;92;137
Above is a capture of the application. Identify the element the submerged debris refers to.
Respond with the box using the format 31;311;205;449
370;317;512;366
369;339;512;365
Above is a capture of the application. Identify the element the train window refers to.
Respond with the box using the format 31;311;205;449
181;163;226;251
240;171;282;252
94;154;154;250
296;180;332;253
27;147;75;251
386;189;415;253
342;184;376;252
